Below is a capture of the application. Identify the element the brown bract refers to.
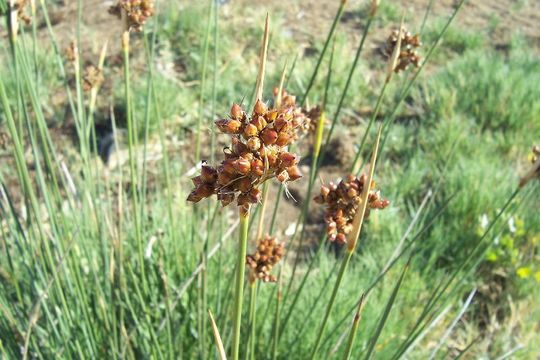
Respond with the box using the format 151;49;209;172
6;0;31;25
246;236;284;283
82;65;104;92
385;28;422;73
314;174;389;245
187;91;307;211
109;0;155;32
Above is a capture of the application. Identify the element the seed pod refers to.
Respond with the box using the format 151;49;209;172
277;170;289;183
274;117;288;132
260;128;278;145
279;152;299;168
253;99;267;115
265;110;278;122
201;165;218;183
286;166;302;181
236;177;253;193
222;159;237;174
276;132;291;147
248;188;262;203
251;116;267;131
251;158;265;177
233;158;251;175
243;123;258;138
218;192;235;206
247;137;262;151
218;170;236;186
232;138;248;155
231;103;244;119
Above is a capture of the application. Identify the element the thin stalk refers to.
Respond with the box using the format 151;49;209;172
350;80;389;174
301;0;348;105
195;0;213;163
231;209;250;360
121;28;146;286
209;310;227;360
246;283;258;360
271;276;282;360
318;12;375;170
342;293;366;360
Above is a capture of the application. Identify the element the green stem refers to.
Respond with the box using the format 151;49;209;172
246;283;258;360
122;32;146;288
311;252;352;359
232;208;250;360
343;293;366;360
301;0;347;106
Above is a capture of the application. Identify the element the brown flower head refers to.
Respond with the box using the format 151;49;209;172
314;174;389;245
246;236;285;283
519;145;540;187
384;27;421;73
187;90;306;211
109;0;155;32
8;0;31;25
82;65;104;92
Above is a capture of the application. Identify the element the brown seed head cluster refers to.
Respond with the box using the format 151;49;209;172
520;145;540;187
187;94;306;210
314;174;390;245
246;236;285;283
109;0;155;32
272;87;312;136
385;28;421;73
65;41;78;63
6;0;31;25
82;65;104;92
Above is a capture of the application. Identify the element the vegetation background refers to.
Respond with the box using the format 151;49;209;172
0;0;539;359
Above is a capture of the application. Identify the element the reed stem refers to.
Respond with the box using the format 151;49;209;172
232;208;250;360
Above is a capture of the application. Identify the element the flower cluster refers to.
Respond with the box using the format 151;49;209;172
385;28;421;73
82;65;104;92
5;0;31;25
519;145;540;187
246;236;285;283
187;96;305;210
272;87;312;135
109;0;155;32
314;174;389;245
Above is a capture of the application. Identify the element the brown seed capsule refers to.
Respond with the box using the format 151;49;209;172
260;128;278;145
277;170;289;183
251;116;267;132
265;110;278;122
218;192;235;206
247;137;262;151
274;117;288;132
279;152;299;168
231;103;244;119
286;166;302;181
222;159;237;174
234;158;251;175
249;188;262;203
217;170;236;186
276;132;291;147
236;177;253;193
201;165;218;183
254;99;267;115
243;123;258;138
251;159;265;177
215;118;242;134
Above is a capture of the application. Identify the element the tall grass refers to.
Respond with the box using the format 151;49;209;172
0;0;539;359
